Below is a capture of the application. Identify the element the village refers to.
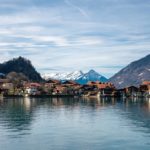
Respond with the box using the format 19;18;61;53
0;76;150;99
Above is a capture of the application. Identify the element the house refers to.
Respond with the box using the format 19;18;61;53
0;79;14;94
61;81;81;94
24;83;41;95
53;85;67;94
116;88;126;98
44;79;61;94
45;79;61;87
116;86;140;98
87;81;116;96
0;73;5;79
80;84;98;95
140;81;150;97
82;91;100;98
62;80;79;86
125;86;139;97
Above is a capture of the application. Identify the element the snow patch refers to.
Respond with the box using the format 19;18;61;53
42;70;107;83
138;73;144;76
147;68;150;71
118;81;123;85
42;70;84;80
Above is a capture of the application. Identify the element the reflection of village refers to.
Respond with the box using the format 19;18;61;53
1;96;150;113
0;96;150;133
0;78;150;99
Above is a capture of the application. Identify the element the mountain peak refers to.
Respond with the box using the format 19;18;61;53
76;69;107;84
73;70;84;75
88;69;96;73
11;56;29;62
88;69;100;75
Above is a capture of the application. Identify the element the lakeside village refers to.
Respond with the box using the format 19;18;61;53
0;76;150;99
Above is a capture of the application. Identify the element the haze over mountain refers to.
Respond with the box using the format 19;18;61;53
109;54;150;88
42;70;108;84
0;57;42;82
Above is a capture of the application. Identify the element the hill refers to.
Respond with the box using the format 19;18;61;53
109;54;150;88
0;56;42;82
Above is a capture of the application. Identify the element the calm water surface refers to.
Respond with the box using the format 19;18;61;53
0;97;150;150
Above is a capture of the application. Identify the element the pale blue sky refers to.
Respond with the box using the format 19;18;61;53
0;0;150;77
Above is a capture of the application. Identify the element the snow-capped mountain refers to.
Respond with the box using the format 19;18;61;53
42;70;84;81
42;69;108;84
76;69;108;84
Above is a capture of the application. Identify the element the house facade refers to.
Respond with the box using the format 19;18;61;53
87;81;116;97
24;83;41;95
140;81;150;97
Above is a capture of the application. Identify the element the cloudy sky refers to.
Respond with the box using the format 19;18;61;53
0;0;150;77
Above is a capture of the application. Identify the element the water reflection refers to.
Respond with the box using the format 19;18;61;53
0;98;33;132
0;97;150;149
0;97;150;129
0;97;150;111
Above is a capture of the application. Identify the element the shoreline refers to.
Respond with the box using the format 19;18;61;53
3;94;76;98
1;94;149;99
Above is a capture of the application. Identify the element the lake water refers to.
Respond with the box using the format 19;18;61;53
0;97;150;150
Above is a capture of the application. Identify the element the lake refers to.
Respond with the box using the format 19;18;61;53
0;97;150;150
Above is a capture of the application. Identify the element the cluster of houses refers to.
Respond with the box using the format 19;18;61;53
117;81;150;98
0;77;150;98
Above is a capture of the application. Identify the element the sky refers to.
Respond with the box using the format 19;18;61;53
0;0;150;78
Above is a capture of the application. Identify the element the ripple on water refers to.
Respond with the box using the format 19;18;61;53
0;98;150;150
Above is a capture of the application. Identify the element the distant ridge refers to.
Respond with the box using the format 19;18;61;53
42;69;108;84
109;54;150;88
0;56;42;82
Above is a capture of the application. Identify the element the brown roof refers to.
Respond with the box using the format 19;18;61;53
87;81;115;89
25;82;41;87
62;80;78;85
126;86;138;89
142;81;150;85
0;79;10;83
56;86;66;90
46;79;60;84
87;81;95;84
97;84;109;89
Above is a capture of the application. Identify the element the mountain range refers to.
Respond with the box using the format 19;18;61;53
109;54;150;88
0;54;150;88
42;70;108;84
